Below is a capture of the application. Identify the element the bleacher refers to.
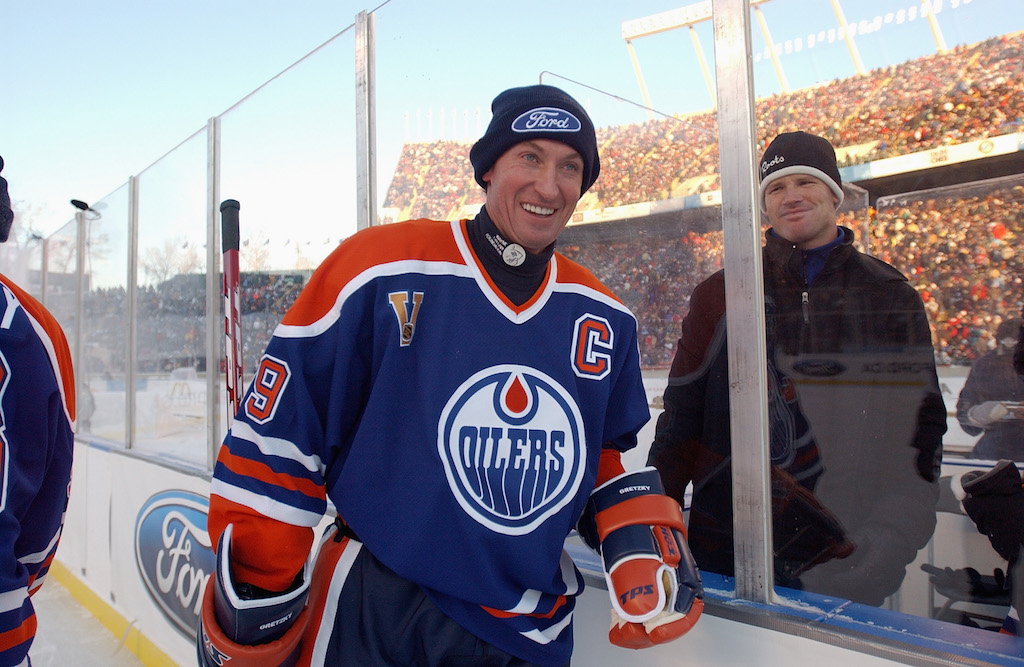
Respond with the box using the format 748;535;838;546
82;32;1024;373
382;31;1023;218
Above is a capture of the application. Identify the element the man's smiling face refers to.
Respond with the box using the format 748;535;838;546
482;139;584;254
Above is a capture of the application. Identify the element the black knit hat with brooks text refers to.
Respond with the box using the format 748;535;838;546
470;84;600;196
758;131;843;213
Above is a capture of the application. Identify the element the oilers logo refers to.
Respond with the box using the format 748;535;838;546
438;365;586;536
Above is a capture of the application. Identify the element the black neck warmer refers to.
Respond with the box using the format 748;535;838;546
466;207;554;306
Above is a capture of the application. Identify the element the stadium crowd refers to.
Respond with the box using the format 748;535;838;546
73;177;1022;378
382;32;1023;219
70;31;1024;377
873;181;1024;365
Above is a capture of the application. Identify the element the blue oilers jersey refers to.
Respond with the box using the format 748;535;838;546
0;274;75;666
210;219;649;665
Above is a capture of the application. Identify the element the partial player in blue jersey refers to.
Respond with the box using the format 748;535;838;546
0;156;77;666
198;85;703;667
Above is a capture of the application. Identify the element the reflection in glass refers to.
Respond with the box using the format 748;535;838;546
133;131;209;464
740;0;1024;643
80;185;130;442
44;220;79;379
875;176;1024;461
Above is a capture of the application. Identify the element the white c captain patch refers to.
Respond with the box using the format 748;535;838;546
438;365;587;536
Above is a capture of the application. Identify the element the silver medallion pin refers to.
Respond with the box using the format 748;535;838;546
502;244;526;267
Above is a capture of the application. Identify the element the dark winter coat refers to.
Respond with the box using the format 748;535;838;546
957;346;1024;461
648;226;946;606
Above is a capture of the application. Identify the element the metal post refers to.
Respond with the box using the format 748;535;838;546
126;176;139;448
689;26;717;108
922;0;949;53
355;10;377;230
624;40;656;121
712;0;773;604
206;116;222;471
830;0;866;76
74;209;86;423
753;6;790;94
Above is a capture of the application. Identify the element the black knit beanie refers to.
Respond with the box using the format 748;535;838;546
470;85;599;195
0;156;12;243
758;131;843;212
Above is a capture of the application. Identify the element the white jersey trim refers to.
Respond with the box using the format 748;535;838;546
521;610;573;646
228;420;325;476
210;480;323;527
309;540;362;665
0;586;27;614
273;258;473;339
0;282;75;431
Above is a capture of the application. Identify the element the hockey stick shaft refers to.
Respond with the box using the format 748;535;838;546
220;199;243;422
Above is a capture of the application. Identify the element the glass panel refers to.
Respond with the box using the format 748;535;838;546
745;0;1024;653
133;130;209;464
22;240;45;303
44;219;79;378
218;29;355;443
80;184;131;444
0;207;46;298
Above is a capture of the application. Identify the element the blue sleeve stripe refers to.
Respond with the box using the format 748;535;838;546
210;477;325;527
229;421;324;475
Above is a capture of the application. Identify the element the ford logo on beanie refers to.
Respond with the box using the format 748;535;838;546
512;107;582;133
470;84;600;196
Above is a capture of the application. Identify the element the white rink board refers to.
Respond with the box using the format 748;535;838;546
54;366;998;666
57;442;915;666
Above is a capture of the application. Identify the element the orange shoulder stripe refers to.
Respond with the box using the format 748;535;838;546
282;220;465;327
0;274;76;422
553;254;622;304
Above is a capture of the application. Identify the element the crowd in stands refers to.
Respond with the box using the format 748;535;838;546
78;273;305;378
69;31;1024;377
73;177;1022;377
383;140;481;221
382;32;1023;217
872;181;1024;364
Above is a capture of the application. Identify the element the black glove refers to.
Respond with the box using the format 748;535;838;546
770;466;855;579
961;459;1024;563
920;564;1010;603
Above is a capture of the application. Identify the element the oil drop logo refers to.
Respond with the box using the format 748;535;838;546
438;365;586;535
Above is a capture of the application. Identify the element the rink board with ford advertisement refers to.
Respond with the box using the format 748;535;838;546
52;370;1021;666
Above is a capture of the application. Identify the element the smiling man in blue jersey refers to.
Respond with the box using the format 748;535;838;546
198;85;703;667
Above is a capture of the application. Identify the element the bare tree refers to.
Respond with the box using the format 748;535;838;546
240;231;271;272
0;200;48;291
140;236;203;285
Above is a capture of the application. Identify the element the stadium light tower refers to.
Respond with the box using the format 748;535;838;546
827;0;866;77
621;0;773;118
623;0;907;113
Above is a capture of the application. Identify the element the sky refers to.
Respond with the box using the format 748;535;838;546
2;0;1022;244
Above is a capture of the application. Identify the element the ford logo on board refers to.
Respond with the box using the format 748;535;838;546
134;490;214;639
791;359;846;377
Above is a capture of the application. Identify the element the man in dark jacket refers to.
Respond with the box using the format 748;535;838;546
648;131;947;606
957;318;1024;461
